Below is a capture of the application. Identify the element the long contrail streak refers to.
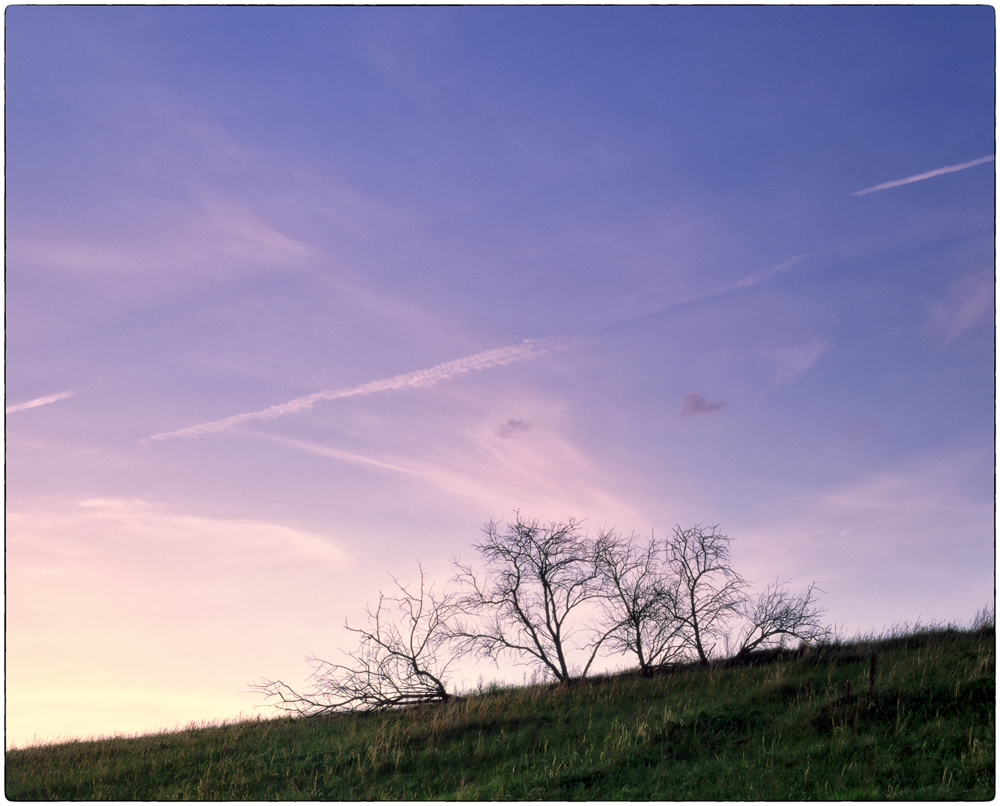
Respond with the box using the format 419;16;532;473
145;254;810;443
597;254;812;336
850;155;994;196
6;391;76;414
144;336;585;442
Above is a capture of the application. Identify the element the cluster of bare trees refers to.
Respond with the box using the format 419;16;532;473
254;514;831;716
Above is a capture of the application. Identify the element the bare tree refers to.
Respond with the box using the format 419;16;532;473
594;528;687;675
452;513;613;684
731;579;831;658
665;524;747;664
252;566;461;715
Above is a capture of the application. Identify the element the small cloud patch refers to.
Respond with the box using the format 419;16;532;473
679;392;726;418
496;419;532;438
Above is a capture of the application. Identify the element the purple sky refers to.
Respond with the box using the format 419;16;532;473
6;6;995;747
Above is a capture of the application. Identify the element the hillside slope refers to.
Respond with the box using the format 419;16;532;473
7;625;994;800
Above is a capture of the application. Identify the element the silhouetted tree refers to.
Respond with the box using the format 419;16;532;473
252;566;460;715
665;524;747;664
594;528;686;675
731;579;831;658
452;513;614;684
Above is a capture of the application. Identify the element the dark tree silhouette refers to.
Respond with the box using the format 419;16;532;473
252;566;461;715
452;513;614;684
254;518;834;714
665;524;747;664
593;528;686;675
732;579;831;658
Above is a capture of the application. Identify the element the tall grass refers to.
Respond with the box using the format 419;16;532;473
7;618;994;800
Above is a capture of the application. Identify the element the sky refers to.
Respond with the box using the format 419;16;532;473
5;6;995;747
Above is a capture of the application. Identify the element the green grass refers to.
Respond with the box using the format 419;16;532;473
7;623;994;800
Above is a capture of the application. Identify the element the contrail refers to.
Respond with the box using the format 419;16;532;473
6;391;76;414
850;155;994;196
711;253;811;295
144;336;586;442
597;254;812;336
145;254;810;443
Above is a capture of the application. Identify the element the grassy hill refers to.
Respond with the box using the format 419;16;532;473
7;622;994;800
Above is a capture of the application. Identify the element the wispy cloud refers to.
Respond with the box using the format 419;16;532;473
850;155;994;196
195;195;316;264
926;273;992;344
145;336;587;442
243;431;420;477
8;497;345;570
243;421;644;527
6;391;76;414
679;392;727;417
10;193;315;279
768;341;828;387
822;457;991;516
